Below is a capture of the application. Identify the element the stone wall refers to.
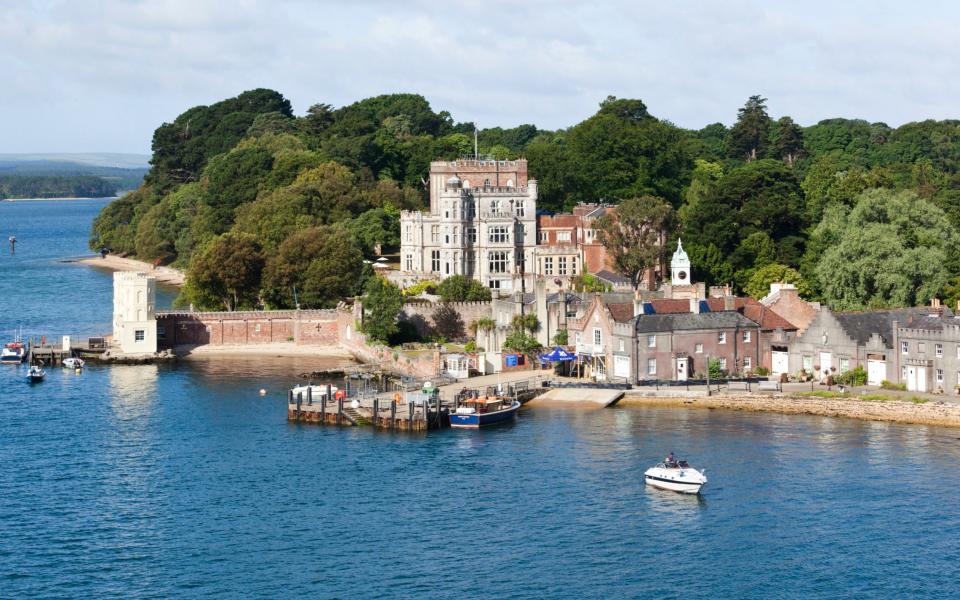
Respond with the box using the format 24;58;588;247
156;309;339;348
399;301;492;338
337;309;440;379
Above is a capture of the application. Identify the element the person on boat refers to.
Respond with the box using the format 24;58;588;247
666;452;675;463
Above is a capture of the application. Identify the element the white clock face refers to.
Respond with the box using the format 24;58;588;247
677;270;687;280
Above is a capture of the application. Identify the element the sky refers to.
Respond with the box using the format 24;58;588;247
2;0;959;154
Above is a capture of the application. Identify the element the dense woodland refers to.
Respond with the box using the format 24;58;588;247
90;88;960;319
0;175;117;199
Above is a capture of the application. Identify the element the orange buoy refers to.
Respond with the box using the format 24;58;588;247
394;392;402;403
335;390;346;401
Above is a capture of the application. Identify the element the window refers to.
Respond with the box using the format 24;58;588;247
544;257;553;275
405;255;413;271
839;357;849;373
445;234;449;244
647;358;657;376
936;343;943;357
430;225;439;243
453;227;459;243
255;323;261;333
484;178;491;187
516;200;525;217
488;251;508;273
695;343;703;354
135;330;145;342
937;369;944;383
571;257;578;275
803;355;813;371
744;357;752;370
431;250;441;273
467;228;477;244
647;335;656;348
557;231;571;242
405;226;412;242
902;366;908;380
489;226;509;243
593;328;602;346
743;331;751;342
618;339;625;352
902;341;909;354
575;332;581;344
558;256;568;276
718;332;727;344
539;231;549;243
490;200;500;214
719;358;727;370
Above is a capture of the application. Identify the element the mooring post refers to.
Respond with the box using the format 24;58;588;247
373;398;379;428
288;389;293;418
408;400;414;430
321;392;326;422
390;400;396;430
337;397;343;426
296;392;303;420
307;385;312;406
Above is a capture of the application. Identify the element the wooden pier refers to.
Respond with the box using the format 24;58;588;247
26;337;107;365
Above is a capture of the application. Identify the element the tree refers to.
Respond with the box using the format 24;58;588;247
570;273;610;293
727;95;772;161
813;189;959;310
346;207;401;256
552;329;569;346
361;276;404;343
745;263;812;300
594;195;674;287
183;233;265;311
261;227;363;308
436;275;492;302
772;116;804;166
431;304;466;341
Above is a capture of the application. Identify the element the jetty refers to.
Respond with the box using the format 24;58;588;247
288;375;548;432
26;337;107;365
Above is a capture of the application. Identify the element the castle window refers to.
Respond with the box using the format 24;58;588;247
405;226;412;242
489;226;509;243
445;235;449;244
467;227;477;243
557;231;571;243
516;200;525;217
405;255;413;271
453;227;459;243
490;200;500;214
558;257;568;276
936;343;943;357
539;231;549;243
544;257;553;275
484;178;491;188
431;250;441;273
571;257;578;274
430;225;439;243
488;251;509;273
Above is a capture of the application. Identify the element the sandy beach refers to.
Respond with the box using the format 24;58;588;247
174;342;355;360
72;255;186;286
620;392;960;428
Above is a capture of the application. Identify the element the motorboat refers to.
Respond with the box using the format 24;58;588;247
1;342;26;364
450;396;521;429
63;357;85;369
290;383;340;402
644;459;707;494
26;365;45;383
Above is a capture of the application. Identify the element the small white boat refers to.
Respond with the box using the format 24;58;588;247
63;357;85;369
26;365;46;383
644;459;707;494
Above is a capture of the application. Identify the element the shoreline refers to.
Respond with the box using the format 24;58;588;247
69;255;185;286
173;343;356;360
2;196;120;201
619;392;960;428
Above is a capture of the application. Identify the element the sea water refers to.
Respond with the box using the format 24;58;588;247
1;199;958;598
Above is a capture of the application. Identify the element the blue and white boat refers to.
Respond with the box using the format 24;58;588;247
449;396;521;429
2;328;26;364
25;365;45;383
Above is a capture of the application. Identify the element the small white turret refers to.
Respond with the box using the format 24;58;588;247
671;239;691;285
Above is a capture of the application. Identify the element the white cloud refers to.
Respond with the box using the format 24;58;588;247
1;0;959;152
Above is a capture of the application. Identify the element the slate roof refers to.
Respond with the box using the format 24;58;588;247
834;308;949;346
635;311;759;333
595;270;632;287
639;296;797;331
546;292;584;305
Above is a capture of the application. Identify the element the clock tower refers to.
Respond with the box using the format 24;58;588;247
671;239;691;285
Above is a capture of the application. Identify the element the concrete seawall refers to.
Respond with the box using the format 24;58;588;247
621;392;960;428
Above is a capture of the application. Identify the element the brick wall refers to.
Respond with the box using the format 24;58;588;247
156;309;339;348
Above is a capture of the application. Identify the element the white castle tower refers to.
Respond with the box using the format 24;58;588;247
112;272;158;354
671;239;691;285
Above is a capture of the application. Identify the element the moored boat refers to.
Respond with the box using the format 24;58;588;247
1;342;26;364
644;459;707;494
290;383;340;401
63;357;85;369
449;396;521;429
26;365;45;383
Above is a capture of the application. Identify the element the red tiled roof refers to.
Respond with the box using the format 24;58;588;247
606;302;635;323
645;299;691;314
537;214;579;228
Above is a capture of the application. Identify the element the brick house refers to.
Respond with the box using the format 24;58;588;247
893;313;960;393
635;307;761;381
567;295;638;382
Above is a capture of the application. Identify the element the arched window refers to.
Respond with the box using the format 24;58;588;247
484;178;491;188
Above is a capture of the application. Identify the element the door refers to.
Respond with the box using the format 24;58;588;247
772;351;789;375
906;366;918;391
917;368;927;393
819;352;832;380
676;357;689;381
867;360;886;386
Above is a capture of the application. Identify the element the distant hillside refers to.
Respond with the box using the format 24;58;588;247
0;153;149;192
0;175;117;199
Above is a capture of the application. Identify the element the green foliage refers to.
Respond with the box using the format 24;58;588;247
464;340;480;352
835;366;867;387
436;275;492;302
431;304;466;341
402;280;438;297
261;226;364;309
745;263;812;300
0;175;116;199
471;317;496;334
346;207;401;256
503;330;541;356
707;357;724;379
182;232;265;311
595;195;675;286
511;313;540;334
570;273;611;293
361;276;404;344
812;189;959;310
553;329;569;346
727;95;772;161
881;380;907;391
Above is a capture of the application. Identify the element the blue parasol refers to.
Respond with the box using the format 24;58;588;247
540;346;576;362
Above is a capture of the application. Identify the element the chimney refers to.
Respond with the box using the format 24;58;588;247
724;295;736;311
633;290;643;318
932;297;941;308
689;297;701;314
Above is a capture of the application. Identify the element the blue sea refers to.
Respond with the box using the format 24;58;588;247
1;199;959;598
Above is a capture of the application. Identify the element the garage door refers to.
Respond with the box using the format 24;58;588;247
772;352;789;374
867;360;886;386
